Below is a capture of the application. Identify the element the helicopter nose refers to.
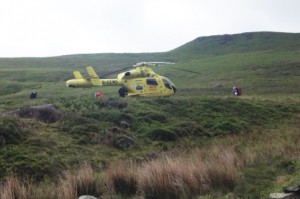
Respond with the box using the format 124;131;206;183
172;86;177;93
66;80;71;87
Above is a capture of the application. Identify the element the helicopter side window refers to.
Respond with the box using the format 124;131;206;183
162;78;172;89
146;79;158;85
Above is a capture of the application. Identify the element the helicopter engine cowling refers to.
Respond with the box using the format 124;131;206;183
119;67;154;79
120;70;140;79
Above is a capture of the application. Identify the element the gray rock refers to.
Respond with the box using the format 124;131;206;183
114;135;135;149
78;195;97;199
19;104;61;123
120;120;130;128
269;192;300;199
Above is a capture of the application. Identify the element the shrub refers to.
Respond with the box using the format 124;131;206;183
8;153;64;181
83;109;122;124
0;117;26;146
59;116;102;136
148;128;177;141
18;104;61;123
172;121;209;137
137;111;167;123
99;98;128;109
112;135;135;149
212;117;247;134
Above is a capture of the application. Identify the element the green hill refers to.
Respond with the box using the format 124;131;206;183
168;31;300;58
162;32;300;95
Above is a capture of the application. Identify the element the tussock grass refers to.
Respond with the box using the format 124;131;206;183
0;175;29;199
138;147;240;199
224;118;300;165
1;120;300;199
58;162;102;199
105;160;138;198
101;146;245;198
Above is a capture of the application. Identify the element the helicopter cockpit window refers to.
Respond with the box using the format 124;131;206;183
162;78;172;89
146;79;158;85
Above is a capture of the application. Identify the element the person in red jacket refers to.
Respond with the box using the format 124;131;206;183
95;91;103;99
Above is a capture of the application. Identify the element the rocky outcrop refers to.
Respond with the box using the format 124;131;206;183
18;104;62;123
1;104;62;123
113;135;135;149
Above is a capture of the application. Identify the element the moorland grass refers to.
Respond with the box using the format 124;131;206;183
1;117;299;199
0;96;298;198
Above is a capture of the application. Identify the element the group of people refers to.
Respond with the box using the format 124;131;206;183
232;86;242;96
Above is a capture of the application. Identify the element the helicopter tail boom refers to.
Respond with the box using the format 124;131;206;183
66;66;124;88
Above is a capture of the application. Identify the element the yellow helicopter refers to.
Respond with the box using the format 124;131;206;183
66;62;177;97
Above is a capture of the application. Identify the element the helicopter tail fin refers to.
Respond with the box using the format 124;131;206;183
86;66;99;78
86;66;102;86
73;71;83;79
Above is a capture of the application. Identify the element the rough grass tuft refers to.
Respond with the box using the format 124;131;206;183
0;175;29;199
105;160;138;198
138;147;240;199
58;162;103;199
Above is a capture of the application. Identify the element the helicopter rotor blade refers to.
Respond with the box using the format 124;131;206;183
98;61;175;78
133;62;175;67
171;67;201;74
99;66;133;78
96;61;193;79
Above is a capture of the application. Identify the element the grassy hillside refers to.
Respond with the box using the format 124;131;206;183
0;32;300;198
160;51;300;96
0;31;299;106
0;96;299;199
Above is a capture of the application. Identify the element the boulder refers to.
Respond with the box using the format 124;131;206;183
18;104;61;123
78;196;97;199
113;135;135;149
269;192;299;199
120;120;130;128
270;184;300;199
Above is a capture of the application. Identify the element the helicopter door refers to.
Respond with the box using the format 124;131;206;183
146;78;158;94
146;79;158;85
